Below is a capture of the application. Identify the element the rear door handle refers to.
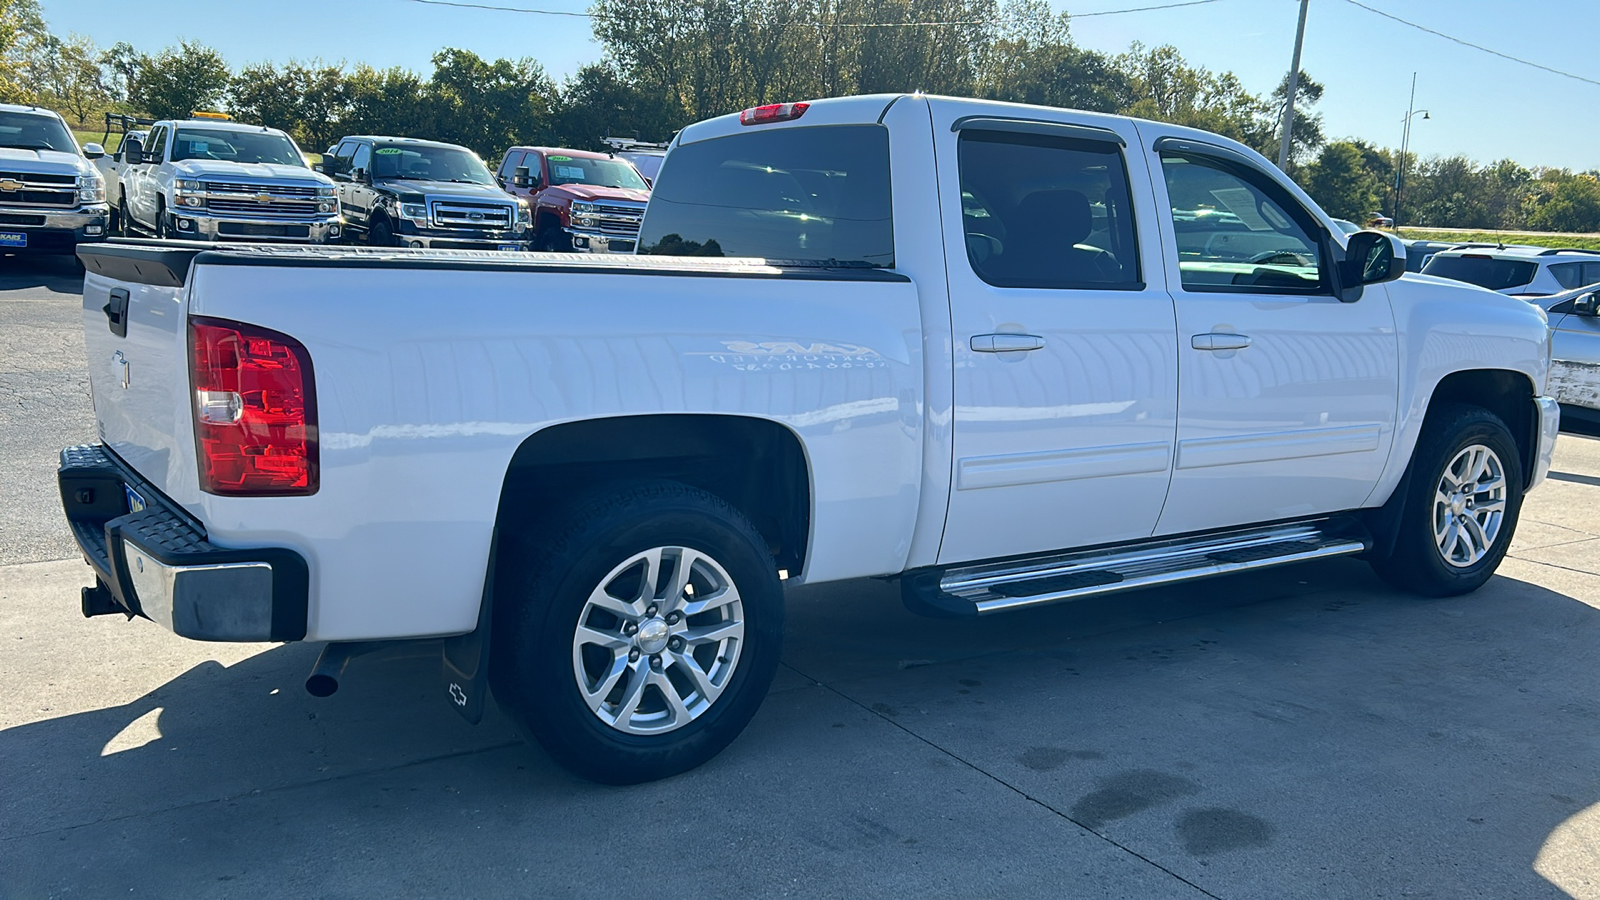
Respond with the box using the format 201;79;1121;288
971;333;1045;353
1191;332;1251;351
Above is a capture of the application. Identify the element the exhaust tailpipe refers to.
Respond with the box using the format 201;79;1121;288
304;640;399;697
305;642;357;697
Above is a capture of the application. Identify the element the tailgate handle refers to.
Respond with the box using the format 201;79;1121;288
103;288;129;338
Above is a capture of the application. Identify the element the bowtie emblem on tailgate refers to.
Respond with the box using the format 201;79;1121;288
0;179;21;192
113;350;130;389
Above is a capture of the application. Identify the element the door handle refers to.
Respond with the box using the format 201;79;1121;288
104;288;129;338
1191;333;1251;351
971;333;1045;353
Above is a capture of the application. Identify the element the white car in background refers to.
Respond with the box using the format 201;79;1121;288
1523;285;1600;428
1423;245;1600;296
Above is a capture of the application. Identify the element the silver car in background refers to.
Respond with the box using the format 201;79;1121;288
1528;285;1600;428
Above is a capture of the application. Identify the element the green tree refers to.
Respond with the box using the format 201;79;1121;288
229;60;349;150
1303;142;1381;221
977;0;1128;112
25;33;111;124
426;48;558;159
0;0;47;102
1529;173;1600;233
1118;44;1275;151
1270;69;1324;170
338;65;431;140
553;63;686;147
129;41;230;119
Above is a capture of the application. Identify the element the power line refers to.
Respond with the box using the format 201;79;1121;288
1341;0;1600;89
401;0;1223;26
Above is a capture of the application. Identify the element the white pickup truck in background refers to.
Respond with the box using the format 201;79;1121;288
109;116;341;243
0;103;109;255
63;94;1557;784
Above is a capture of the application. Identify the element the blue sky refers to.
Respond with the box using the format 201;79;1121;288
41;0;1600;171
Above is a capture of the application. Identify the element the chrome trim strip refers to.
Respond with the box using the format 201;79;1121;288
956;441;1171;490
122;536;275;638
1176;424;1382;469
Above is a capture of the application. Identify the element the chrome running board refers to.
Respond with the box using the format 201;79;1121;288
903;518;1369;617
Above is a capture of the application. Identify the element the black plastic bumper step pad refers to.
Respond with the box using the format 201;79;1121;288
989;569;1123;597
1206;540;1320;564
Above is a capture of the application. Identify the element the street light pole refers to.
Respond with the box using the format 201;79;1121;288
1276;0;1311;171
1394;73;1429;229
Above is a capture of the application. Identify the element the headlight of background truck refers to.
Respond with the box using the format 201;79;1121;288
174;179;204;208
516;201;531;230
317;185;338;215
77;174;106;205
399;202;428;225
570;201;597;229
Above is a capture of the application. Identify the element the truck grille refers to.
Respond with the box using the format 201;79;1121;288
205;197;321;218
590;202;646;237
0;171;77;208
431;201;512;231
202;181;320;198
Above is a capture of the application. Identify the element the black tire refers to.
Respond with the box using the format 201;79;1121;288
1369;403;1524;596
536;225;570;253
111;199;124;236
155;201;172;240
490;480;784;784
368;217;396;247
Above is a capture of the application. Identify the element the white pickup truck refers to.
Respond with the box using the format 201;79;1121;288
62;94;1558;784
110;116;341;243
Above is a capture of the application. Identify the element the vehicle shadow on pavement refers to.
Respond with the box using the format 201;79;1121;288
3;560;1598;898
0;254;84;294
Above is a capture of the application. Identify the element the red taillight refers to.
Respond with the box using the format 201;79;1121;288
189;317;318;496
739;102;810;126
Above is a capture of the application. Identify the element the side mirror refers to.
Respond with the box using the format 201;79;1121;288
82;142;105;159
1575;292;1600;317
121;138;144;165
513;165;534;189
312;162;328;174
354;168;371;185
1338;230;1406;301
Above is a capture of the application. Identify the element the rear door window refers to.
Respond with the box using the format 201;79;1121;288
1550;262;1585;290
956;129;1140;289
639;124;893;265
1422;255;1537;291
1583;262;1600;287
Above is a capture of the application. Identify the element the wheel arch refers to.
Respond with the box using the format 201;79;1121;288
1425;368;1539;490
492;413;813;577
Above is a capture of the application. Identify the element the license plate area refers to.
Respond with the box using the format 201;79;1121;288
0;232;26;248
124;484;146;513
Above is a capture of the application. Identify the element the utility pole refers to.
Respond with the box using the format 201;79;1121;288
1276;0;1311;172
1394;73;1427;229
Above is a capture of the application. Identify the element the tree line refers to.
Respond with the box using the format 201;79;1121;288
3;0;1596;231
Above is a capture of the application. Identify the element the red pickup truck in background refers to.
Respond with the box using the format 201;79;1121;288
495;146;650;253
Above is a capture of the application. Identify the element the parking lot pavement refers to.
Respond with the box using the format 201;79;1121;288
3;255;1600;898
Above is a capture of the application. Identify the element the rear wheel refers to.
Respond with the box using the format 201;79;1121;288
490;481;783;784
1370;404;1524;596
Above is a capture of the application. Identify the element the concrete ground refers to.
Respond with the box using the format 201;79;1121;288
3;254;1599;899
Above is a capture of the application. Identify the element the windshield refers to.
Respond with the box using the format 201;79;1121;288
372;144;493;184
1422;255;1538;291
0;111;77;153
172;128;305;166
638;125;894;265
546;155;648;190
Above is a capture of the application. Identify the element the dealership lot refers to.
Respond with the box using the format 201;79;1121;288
3;255;1600;898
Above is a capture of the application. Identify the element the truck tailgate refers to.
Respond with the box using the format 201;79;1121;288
79;245;199;509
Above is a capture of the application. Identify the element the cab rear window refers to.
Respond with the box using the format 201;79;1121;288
1422;255;1537;291
638;125;893;267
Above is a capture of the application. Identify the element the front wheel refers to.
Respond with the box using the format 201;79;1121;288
1370;403;1524;596
154;201;172;240
490;481;784;784
368;217;397;247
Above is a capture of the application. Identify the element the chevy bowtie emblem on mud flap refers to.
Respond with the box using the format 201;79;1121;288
0;179;22;193
449;682;467;706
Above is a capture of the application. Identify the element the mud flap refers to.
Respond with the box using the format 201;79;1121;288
441;529;497;725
